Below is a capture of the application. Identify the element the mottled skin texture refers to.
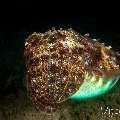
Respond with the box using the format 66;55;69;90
24;29;120;112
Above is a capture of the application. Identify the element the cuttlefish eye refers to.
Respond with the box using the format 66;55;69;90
24;28;120;112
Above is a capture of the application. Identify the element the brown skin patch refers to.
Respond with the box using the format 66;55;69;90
24;29;120;112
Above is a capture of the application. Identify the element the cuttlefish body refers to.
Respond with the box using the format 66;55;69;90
24;28;120;112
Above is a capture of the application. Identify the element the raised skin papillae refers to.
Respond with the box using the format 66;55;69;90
24;28;120;112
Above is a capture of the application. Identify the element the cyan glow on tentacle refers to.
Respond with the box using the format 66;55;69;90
70;73;120;100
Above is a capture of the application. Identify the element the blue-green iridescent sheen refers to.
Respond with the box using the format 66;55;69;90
70;75;120;100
